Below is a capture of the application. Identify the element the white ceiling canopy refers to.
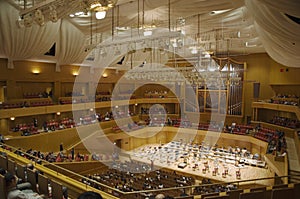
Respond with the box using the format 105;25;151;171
3;0;300;68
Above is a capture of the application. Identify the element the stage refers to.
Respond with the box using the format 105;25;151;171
128;141;275;186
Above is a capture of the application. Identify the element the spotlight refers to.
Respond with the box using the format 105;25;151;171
34;9;45;26
95;11;106;19
114;46;121;56
23;14;33;28
16;17;24;28
49;7;58;22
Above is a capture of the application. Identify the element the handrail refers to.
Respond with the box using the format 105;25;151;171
0;144;120;199
1;143;298;198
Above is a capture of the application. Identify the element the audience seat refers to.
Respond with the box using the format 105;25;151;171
293;183;300;199
7;159;16;175
0;173;6;199
239;191;265;199
201;192;219;199
272;184;288;189
50;179;64;199
227;189;243;199
27;168;37;192
0;155;8;170
205;195;229;199
174;196;194;199
250;186;266;192
16;163;26;181
272;187;294;199
38;173;49;196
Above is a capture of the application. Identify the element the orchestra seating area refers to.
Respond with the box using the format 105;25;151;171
0;148;299;199
269;116;300;129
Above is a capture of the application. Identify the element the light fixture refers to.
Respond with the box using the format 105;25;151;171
34;9;45;26
32;69;40;75
10;117;15;121
210;9;231;15
102;73;108;78
92;0;117;20
49;6;58;22
95;11;106;20
56;112;61;116
191;47;198;54
72;71;79;76
143;29;153;36
18;0;118;26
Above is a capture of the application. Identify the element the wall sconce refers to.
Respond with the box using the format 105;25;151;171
10;117;15;121
89;108;94;111
56;112;61;116
73;71;79;76
32;69;40;75
102;73;108;78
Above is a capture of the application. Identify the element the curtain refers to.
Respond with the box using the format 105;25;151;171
245;0;300;68
55;19;88;71
0;0;60;68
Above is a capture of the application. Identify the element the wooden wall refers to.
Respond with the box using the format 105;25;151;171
234;53;300;121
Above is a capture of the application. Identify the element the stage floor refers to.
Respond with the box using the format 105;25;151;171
127;142;274;186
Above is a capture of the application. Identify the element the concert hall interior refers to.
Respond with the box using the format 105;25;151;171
0;0;300;198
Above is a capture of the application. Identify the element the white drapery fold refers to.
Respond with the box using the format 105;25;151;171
245;0;300;68
258;0;300;18
0;0;60;68
55;19;88;68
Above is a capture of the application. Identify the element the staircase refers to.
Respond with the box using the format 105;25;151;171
285;137;300;183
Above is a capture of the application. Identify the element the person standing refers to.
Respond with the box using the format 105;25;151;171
60;143;64;152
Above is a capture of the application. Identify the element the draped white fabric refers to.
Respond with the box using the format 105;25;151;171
245;0;300;68
1;0;300;68
55;19;88;70
0;0;60;68
258;0;300;18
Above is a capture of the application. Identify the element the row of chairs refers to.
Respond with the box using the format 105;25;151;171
198;183;300;199
0;154;65;199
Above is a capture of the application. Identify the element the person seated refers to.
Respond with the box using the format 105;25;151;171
77;191;103;199
5;172;44;199
0;167;6;175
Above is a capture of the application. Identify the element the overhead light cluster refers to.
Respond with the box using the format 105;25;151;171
16;0;118;28
17;5;58;28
